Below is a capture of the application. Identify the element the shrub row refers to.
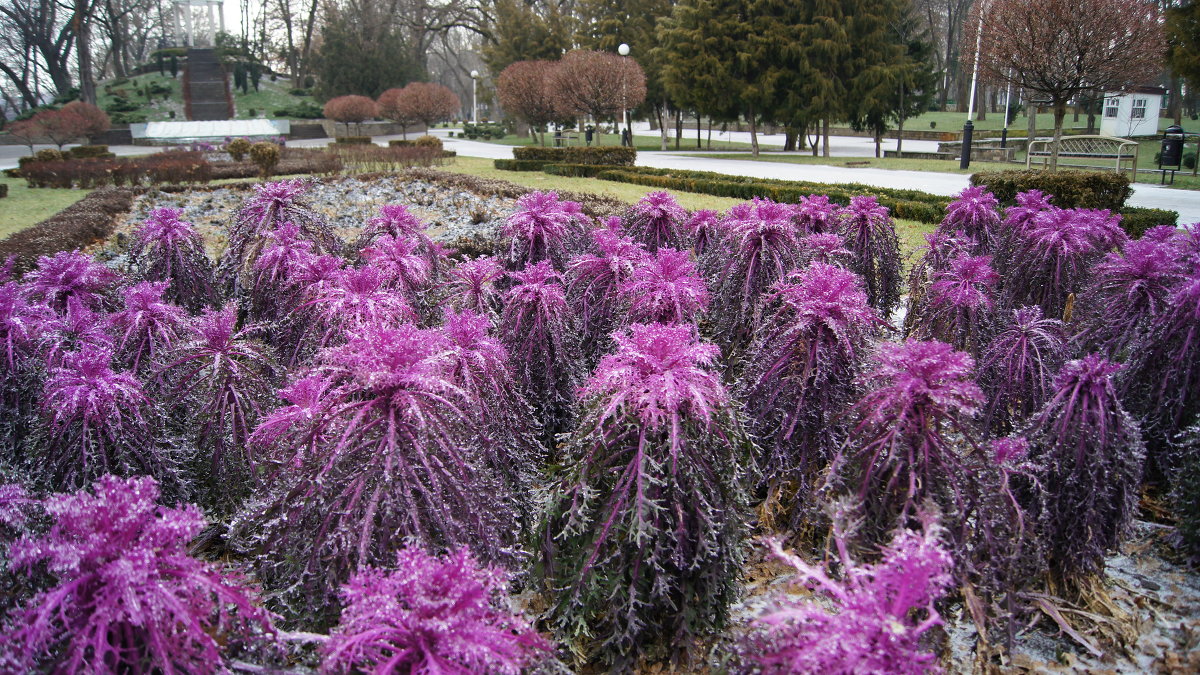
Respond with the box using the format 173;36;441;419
0;187;138;273
563;165;948;224
969;169;1131;211
22;153;213;189
69;145;116;160
329;145;450;173
1118;207;1179;238
493;159;549;171
512;145;637;166
333;136;373;145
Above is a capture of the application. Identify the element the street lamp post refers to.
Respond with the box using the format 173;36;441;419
618;43;630;147
961;2;986;170
470;70;479;125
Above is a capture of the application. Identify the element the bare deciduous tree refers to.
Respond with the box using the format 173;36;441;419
551;49;646;144
497;60;561;145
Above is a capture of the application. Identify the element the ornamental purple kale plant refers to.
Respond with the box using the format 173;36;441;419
130;206;215;310
361;233;434;299
355;203;436;256
978;306;1069;436
1073;236;1187;359
301;265;419;354
441;308;545;495
684;209;721;256
0;282;55;423
619;247;709;325
538;323;750;665
736;263;881;526
623;191;688;252
836;196;902;317
940;185;1002;251
106;281;188;374
248;222;318;323
798;233;853;267
500;190;588;271
792;194;841;234
34;345;177;493
22;250;121;314
1020;355;1144;580
440;256;505;322
566;229;647;361
739;520;953;675
0;475;274;674
321;547;550;675
1120;267;1200;459
233;326;521;628
218;179;341;296
827;340;983;548
703;198;804;349
995;207;1127;319
907;254;999;355
157;303;277;511
500;261;583;437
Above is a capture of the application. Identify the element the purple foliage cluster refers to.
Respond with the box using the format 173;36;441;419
979;306;1069;435
539;323;749;664
234;324;522;624
440;255;505;321
623;190;688;252
941;185;1001;250
567;228;647;360
500;190;587;271
1021;355;1144;578
685;209;721;255
737;263;880;523
619;247;709;325
107;281;188;373
793;194;840;234
130;207;215;310
0;475;273;673
322;547;548;674
907;254;999;354
22;250;120;313
836;196;902;316
741;521;952;674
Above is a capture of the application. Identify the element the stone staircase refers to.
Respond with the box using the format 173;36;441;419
183;48;232;121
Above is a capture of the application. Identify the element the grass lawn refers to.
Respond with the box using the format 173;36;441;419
877;110;1181;134
0;178;92;239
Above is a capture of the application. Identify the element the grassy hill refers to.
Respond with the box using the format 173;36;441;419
97;71;319;123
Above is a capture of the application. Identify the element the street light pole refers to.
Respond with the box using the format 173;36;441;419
961;2;986;170
618;43;630;147
470;70;479;125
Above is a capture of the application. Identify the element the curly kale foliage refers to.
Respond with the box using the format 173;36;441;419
703;198;805;350
792;194;841;234
736;263;880;524
500;190;588;271
233;325;522;627
941;185;1002;252
828;340;984;549
1073;235;1187;359
157;303;277;511
218;179;341;298
500;261;583;438
1020;355;1144;579
247;222;319;324
22;250;121;314
620;247;709;326
684;209;722;256
567;229;648;362
321;547;549;675
538;323;750;665
979;306;1069;436
836;196;902;317
0;281;55;423
302;265;419;353
994;207;1126;319
906;254;998;355
1120;267;1200;455
130;207;215;311
440;256;506;322
623;190;688;253
34;345;177;493
798;232;853;267
0;475;274;674
106;281;188;374
740;520;953;675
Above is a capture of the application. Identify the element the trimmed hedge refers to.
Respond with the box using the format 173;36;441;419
334;136;373;145
68;145;115;160
0;187;138;273
493;159;550;171
969;169;1131;211
0;183;7;198
512;146;636;166
549;164;949;224
1118;207;1179;238
388;139;416;147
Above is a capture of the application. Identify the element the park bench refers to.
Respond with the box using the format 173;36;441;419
554;130;582;147
1025;135;1139;181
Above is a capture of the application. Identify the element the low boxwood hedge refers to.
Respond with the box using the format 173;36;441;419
493;159;550;171
512;146;636;166
969;169;1131;211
